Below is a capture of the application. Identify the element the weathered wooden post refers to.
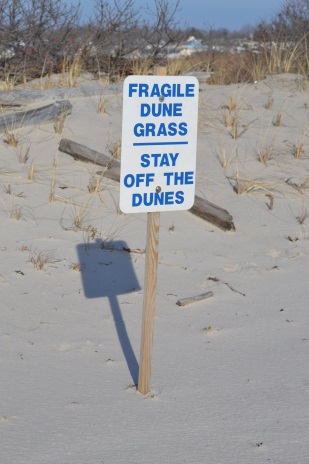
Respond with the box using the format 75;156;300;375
138;209;160;394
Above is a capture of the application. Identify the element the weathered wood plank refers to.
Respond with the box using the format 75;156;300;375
189;195;235;231
59;137;120;182
0;100;72;133
59;138;120;170
58;138;235;231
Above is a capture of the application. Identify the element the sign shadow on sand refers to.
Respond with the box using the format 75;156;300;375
77;239;141;385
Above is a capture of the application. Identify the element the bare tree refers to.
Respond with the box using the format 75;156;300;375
256;0;309;43
0;0;81;76
141;0;185;59
81;0;185;78
273;0;309;40
0;0;23;49
0;0;187;82
82;0;140;77
254;0;309;74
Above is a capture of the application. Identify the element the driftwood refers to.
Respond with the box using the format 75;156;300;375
59;138;120;182
176;291;214;307
0;100;72;133
189;195;235;231
0;84;121;106
58;138;235;231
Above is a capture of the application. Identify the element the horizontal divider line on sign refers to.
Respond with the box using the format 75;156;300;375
133;141;189;146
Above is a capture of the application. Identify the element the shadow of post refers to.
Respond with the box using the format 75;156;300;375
77;239;141;384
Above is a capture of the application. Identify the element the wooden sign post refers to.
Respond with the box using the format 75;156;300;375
120;68;199;394
138;210;160;394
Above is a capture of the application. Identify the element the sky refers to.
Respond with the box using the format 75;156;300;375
72;0;284;31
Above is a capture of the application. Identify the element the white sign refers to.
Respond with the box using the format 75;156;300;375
120;75;199;214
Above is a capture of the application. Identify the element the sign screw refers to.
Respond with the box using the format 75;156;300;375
159;96;164;102
155;186;161;193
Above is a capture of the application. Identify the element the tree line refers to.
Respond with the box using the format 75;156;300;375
0;0;307;81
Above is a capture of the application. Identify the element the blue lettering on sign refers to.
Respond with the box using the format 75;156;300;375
128;83;195;98
140;153;179;168
128;83;138;97
140;103;183;117
133;122;187;137
124;173;155;187
132;191;184;207
163;171;194;186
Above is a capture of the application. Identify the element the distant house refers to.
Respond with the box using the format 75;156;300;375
178;36;208;56
0;47;15;59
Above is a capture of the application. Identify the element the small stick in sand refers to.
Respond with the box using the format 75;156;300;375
265;193;274;210
176;291;214;307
